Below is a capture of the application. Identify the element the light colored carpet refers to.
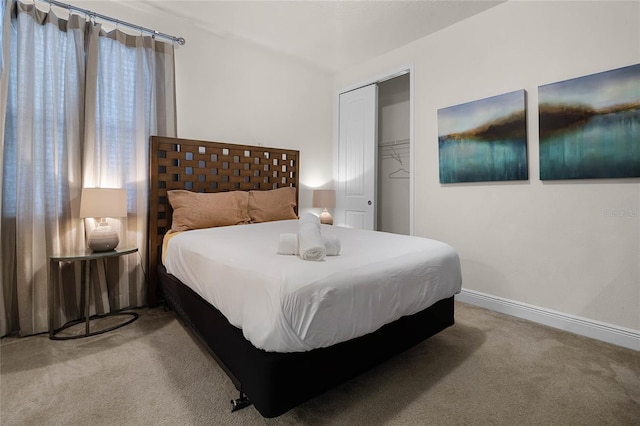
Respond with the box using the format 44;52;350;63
1;301;638;425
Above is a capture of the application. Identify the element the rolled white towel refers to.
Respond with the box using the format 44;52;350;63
322;235;341;256
298;213;326;261
298;212;320;226
277;233;341;256
277;233;298;255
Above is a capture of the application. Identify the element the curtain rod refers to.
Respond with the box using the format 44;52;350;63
40;0;186;45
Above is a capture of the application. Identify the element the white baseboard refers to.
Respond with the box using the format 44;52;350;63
456;288;639;351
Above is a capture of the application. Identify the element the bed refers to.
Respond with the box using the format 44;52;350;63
147;136;461;418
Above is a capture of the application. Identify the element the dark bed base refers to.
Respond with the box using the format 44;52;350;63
158;264;455;418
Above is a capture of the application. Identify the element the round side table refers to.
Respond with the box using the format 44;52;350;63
49;246;139;340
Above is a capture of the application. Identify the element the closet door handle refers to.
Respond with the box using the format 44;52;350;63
368;200;372;205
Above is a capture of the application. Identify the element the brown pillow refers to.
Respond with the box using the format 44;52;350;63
248;187;297;223
167;190;250;232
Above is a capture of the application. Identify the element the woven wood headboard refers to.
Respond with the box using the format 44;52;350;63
147;136;299;307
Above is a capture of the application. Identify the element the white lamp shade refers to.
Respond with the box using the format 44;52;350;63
312;190;336;208
80;188;127;251
79;188;127;219
313;189;335;225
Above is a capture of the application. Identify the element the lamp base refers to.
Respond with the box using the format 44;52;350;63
88;222;119;252
319;208;333;225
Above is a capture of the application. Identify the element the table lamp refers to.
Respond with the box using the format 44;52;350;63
79;188;127;251
312;189;336;225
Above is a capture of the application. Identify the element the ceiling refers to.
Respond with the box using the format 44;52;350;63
117;1;504;73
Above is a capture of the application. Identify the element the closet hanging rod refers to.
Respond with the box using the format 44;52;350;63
40;0;186;45
379;138;410;147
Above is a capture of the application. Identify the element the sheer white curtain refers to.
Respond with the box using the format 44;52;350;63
83;26;176;310
0;0;10;334
0;0;176;336
1;1;86;336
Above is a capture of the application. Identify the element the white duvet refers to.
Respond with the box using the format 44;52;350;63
164;220;462;353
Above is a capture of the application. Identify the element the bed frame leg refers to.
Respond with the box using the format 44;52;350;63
230;389;251;413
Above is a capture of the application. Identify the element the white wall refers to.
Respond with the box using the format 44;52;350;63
171;23;335;211
335;1;640;333
73;0;335;211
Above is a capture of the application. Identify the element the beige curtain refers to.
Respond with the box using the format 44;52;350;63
0;0;176;336
1;1;86;336
82;25;176;311
0;0;11;334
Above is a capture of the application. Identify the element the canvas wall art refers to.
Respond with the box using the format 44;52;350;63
438;90;528;184
538;63;640;180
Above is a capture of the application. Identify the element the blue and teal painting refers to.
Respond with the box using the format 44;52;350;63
438;90;528;184
539;64;640;180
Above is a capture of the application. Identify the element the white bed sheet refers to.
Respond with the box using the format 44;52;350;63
164;220;462;353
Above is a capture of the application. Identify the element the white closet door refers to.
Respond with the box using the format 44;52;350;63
336;85;377;230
